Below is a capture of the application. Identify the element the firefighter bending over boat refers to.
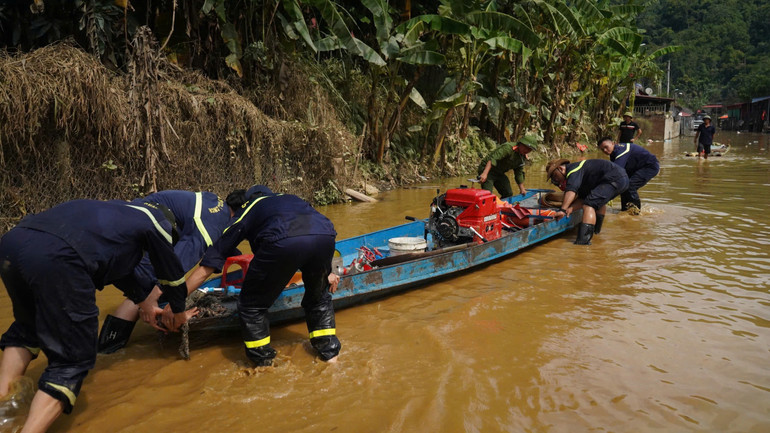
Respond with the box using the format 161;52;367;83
98;189;245;354
597;137;660;213
477;134;539;198
177;185;341;366
0;199;194;432
545;159;629;245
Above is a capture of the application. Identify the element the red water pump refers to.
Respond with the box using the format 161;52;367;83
428;187;502;246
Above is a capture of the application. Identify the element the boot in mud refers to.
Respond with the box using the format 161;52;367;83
594;214;605;234
98;314;137;354
0;376;34;432
245;345;277;367
574;223;594;245
626;203;641;216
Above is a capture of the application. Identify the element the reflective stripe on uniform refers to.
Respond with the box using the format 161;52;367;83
617;144;631;159
45;382;77;407
244;336;270;348
309;328;336;339
566;160;586;178
158;276;186;287
193;192;214;247
126;205;173;244
223;195;271;234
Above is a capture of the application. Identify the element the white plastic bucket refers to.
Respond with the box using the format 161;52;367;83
388;237;427;256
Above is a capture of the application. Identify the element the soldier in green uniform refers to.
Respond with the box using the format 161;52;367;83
477;134;539;198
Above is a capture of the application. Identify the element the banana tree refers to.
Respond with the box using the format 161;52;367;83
416;1;539;166
308;0;461;162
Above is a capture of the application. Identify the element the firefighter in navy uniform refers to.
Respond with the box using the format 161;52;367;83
98;190;243;354
179;185;341;366
598;137;660;213
0;199;193;432
545;159;629;245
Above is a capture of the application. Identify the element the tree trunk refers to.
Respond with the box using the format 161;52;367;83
378;67;423;162
432;107;455;167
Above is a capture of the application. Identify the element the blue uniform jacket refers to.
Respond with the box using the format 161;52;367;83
609;143;659;176
128;191;233;292
15;200;188;312
200;192;336;273
565;159;629;198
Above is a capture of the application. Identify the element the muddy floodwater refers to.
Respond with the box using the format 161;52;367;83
1;132;769;432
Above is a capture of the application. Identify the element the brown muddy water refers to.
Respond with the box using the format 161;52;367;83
1;132;769;432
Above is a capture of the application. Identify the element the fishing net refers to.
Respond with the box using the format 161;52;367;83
176;290;236;359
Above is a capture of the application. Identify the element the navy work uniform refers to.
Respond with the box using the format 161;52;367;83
607;143;660;211
98;190;234;353
199;186;340;366
0;200;187;414
132;190;233;280
564;159;629;210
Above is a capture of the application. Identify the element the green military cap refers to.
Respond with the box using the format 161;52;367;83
518;134;539;150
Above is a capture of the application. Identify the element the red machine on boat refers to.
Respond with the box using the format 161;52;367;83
428;188;502;246
428;187;554;247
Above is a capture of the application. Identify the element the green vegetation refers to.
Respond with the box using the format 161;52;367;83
638;0;770;106
1;0;678;230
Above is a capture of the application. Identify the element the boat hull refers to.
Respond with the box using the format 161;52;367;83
191;190;581;331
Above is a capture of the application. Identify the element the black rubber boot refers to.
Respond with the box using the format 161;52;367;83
245;345;277;366
238;303;276;366
574;223;594;245
310;334;342;361
98;315;136;354
594;214;605;234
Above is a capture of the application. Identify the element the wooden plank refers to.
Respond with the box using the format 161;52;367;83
345;188;378;202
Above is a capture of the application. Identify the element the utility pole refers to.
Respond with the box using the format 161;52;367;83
666;60;671;96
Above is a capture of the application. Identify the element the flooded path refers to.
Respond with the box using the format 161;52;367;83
1;132;769;432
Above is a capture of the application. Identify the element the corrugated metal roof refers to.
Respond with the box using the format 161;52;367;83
751;95;770;103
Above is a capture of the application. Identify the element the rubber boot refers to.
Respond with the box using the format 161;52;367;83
239;304;276;366
594;214;605;234
310;334;342;361
245;345;277;367
303;273;342;361
574;223;594;245
97;314;136;354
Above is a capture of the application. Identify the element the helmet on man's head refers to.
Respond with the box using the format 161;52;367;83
623;111;633;118
703;115;711;120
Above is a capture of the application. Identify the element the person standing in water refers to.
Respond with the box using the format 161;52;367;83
694;115;716;159
545;159;629;245
172;185;341;366
597;137;660;213
618;111;642;144
477;134;539;198
0;199;194;432
98;190;243;353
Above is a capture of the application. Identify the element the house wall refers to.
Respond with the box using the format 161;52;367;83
637;113;678;140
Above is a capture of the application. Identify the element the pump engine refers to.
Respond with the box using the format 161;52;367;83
427;187;502;247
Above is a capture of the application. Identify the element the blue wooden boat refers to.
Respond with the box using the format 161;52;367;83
189;188;581;331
